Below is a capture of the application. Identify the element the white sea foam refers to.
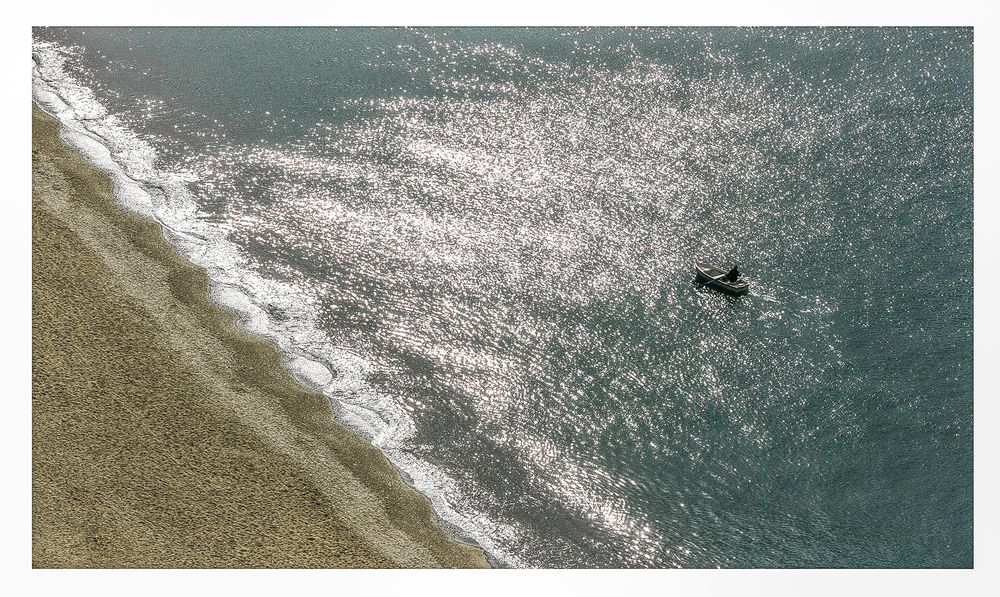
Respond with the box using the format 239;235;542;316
32;38;522;568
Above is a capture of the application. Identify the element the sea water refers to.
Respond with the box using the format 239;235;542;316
32;27;973;568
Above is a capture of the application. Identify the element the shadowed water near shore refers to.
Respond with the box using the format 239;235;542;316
31;105;489;568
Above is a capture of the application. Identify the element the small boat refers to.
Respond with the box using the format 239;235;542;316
694;261;749;296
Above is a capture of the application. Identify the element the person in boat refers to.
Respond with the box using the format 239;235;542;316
727;265;740;282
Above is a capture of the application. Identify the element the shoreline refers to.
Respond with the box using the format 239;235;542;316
32;103;490;568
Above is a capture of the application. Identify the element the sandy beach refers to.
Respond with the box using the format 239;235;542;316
31;104;489;568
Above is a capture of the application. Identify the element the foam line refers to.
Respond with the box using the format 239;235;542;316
32;37;523;568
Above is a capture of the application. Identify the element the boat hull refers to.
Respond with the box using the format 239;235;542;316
694;261;749;295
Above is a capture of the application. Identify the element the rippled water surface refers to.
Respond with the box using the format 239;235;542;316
32;27;973;567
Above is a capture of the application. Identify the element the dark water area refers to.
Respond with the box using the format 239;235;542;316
32;27;973;568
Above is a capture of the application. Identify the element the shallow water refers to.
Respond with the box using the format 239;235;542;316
32;27;973;567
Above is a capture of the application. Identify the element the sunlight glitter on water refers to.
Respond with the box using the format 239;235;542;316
33;26;973;568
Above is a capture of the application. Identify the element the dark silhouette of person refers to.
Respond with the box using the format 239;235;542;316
727;265;740;282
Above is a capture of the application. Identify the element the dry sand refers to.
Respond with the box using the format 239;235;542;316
31;105;489;568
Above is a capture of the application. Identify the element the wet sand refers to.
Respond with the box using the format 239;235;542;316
31;104;489;568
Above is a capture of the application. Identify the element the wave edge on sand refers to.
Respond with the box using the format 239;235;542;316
32;36;521;568
31;100;492;568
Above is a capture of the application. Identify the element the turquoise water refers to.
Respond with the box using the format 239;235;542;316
32;27;973;568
